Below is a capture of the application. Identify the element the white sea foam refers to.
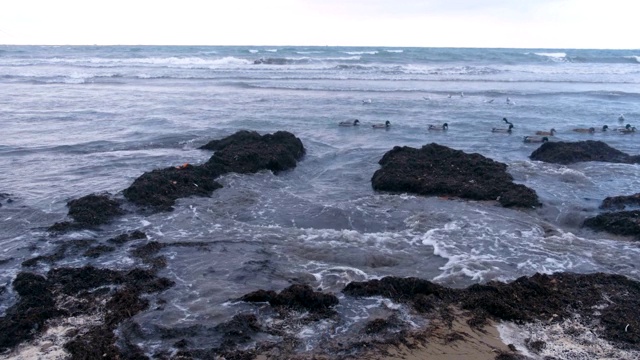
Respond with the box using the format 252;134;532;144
248;49;259;53
385;49;404;53
498;317;640;359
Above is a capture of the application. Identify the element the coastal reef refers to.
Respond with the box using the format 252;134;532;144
123;130;305;211
371;143;540;208
529;140;640;164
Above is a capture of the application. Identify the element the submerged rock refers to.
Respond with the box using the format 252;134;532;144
529;140;640;165
583;210;640;239
600;193;640;210
371;143;540;208
124;130;305;210
241;284;338;313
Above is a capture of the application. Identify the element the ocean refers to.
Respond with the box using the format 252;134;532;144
1;45;640;357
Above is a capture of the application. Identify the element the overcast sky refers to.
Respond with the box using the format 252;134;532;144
0;0;636;49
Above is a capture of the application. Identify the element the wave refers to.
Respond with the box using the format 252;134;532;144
385;49;404;53
533;52;568;62
252;56;361;65
624;56;640;63
343;51;378;55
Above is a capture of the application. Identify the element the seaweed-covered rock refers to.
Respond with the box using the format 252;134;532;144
124;131;305;210
583;210;640;239
203;130;305;174
530;140;640;165
371;143;540;208
123;164;223;211
0;273;62;352
0;265;174;355
48;193;124;232
600;193;640;210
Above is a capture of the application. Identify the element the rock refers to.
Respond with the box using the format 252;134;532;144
124;131;305;211
344;272;640;350
583;210;640;239
529;140;640;165
371;143;540;208
202;130;305;174
48;193;124;232
241;284;338;313
122;164;223;211
600;193;640;210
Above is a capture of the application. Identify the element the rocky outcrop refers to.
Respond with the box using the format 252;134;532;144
583;210;640;239
48;193;123;232
371;143;540;208
529;140;640;165
124;130;305;210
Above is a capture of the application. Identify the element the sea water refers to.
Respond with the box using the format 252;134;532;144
1;45;640;355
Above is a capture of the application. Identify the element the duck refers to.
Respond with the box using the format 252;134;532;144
535;128;556;136
428;123;449;131
506;97;515;105
339;119;360;127
598;125;609;132
372;121;391;129
615;124;633;132
502;117;513;125
492;123;514;133
523;136;549;143
362;99;372;104
619;114;626;122
619;126;636;134
572;127;595;133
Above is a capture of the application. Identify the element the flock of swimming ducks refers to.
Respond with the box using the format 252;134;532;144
339;112;635;144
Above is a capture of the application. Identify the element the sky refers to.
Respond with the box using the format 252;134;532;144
0;0;637;49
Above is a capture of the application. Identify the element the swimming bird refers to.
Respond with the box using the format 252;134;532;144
428;123;449;131
423;96;431;101
619;114;626;122
598;125;609;132
523;136;549;143
502;117;513;125
572;127;595;133
616;124;633;131
447;94;452;98
362;99;372;104
535;128;556;136
506;97;515;105
339;119;360;127
372;121;391;129
619;126;636;134
492;124;514;133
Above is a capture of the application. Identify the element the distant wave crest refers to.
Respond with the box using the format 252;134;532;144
534;52;568;62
